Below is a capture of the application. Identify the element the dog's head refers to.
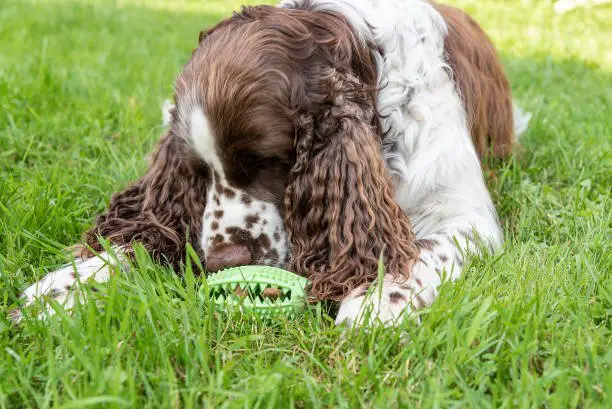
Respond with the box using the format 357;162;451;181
106;5;417;300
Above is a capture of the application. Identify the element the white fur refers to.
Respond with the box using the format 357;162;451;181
281;0;528;327
187;106;289;266
10;248;124;322
189;106;226;179
335;275;418;327
15;0;529;324
201;178;289;267
513;101;532;138
162;99;174;126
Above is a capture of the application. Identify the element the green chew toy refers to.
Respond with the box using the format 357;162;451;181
203;266;310;318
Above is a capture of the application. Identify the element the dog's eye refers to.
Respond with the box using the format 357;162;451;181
227;152;274;186
237;153;261;171
237;152;281;172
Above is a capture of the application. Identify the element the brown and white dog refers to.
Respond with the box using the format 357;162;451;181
12;0;530;326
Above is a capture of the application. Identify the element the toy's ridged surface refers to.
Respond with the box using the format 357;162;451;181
205;266;310;318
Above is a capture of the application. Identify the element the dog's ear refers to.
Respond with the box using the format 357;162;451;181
284;72;419;301
83;130;209;269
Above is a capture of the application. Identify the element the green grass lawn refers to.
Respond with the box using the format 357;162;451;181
1;0;610;407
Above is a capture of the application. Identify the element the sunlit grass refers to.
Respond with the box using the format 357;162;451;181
116;0;273;13
0;0;610;408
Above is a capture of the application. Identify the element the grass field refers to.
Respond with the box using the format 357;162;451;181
1;0;610;407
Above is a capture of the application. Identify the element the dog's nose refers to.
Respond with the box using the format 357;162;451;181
206;244;252;272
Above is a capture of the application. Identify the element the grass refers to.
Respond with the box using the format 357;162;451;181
0;0;610;407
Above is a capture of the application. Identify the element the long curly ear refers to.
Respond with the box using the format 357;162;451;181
284;74;419;301
83;130;209;269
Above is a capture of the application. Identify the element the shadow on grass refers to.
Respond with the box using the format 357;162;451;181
491;52;610;241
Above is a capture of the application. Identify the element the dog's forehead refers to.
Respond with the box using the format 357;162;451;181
174;79;272;184
187;105;227;180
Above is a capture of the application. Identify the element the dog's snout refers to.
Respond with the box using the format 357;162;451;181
206;244;252;272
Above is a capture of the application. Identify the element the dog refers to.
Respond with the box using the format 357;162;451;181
11;0;530;326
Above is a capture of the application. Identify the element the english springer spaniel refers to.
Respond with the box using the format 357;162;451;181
11;0;530;326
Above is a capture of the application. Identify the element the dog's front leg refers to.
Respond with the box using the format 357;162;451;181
9;248;124;322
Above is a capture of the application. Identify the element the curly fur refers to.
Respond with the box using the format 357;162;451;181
174;5;420;298
83;130;209;270
285;72;419;301
14;1;530;326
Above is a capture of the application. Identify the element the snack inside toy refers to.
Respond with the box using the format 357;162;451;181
204;266;310;318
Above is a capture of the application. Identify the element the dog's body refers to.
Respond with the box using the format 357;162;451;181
13;0;529;326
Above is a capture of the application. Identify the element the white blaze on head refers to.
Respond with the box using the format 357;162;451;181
186;105;289;267
189;106;226;181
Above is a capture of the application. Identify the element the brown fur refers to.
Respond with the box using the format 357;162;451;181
83;130;209;270
285;77;419;301
80;3;514;300
180;5;419;300
434;2;516;159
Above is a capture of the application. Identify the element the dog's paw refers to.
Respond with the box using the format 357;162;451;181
335;275;419;328
10;264;80;323
9;250;122;323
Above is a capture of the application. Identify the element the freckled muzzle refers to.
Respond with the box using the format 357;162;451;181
201;179;289;271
